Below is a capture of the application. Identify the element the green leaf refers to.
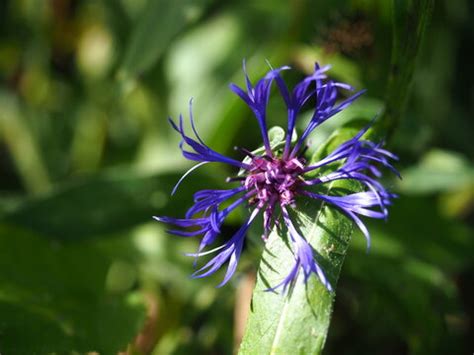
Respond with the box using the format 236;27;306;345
0;225;146;354
397;149;474;194
1;171;221;241
120;0;212;79
239;128;361;354
380;0;434;137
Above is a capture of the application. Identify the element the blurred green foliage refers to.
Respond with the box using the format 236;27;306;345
0;0;473;354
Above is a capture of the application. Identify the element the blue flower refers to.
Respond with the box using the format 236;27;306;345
154;63;398;292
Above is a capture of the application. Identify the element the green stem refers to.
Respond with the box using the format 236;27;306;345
379;0;435;139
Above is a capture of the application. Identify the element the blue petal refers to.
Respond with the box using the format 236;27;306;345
302;191;397;251
230;63;290;155
169;111;248;169
268;207;332;293
191;208;261;286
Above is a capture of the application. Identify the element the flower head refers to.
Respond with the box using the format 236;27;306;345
155;62;398;292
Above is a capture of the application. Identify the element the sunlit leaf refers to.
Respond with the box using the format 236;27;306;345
239;128;361;354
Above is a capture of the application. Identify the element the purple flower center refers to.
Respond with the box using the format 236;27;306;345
245;155;305;207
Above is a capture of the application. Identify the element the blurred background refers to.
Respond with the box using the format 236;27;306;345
0;0;473;354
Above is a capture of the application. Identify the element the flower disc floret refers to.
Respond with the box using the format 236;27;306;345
245;155;305;208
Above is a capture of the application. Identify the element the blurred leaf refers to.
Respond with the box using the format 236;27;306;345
328;195;473;354
293;45;363;88
355;195;473;278
398;149;474;194
239;128;361;354
165;13;243;144
0;90;51;194
120;0;212;79
1;171;223;241
381;0;434;137
0;225;146;354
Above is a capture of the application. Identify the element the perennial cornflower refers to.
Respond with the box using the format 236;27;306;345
155;63;398;291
